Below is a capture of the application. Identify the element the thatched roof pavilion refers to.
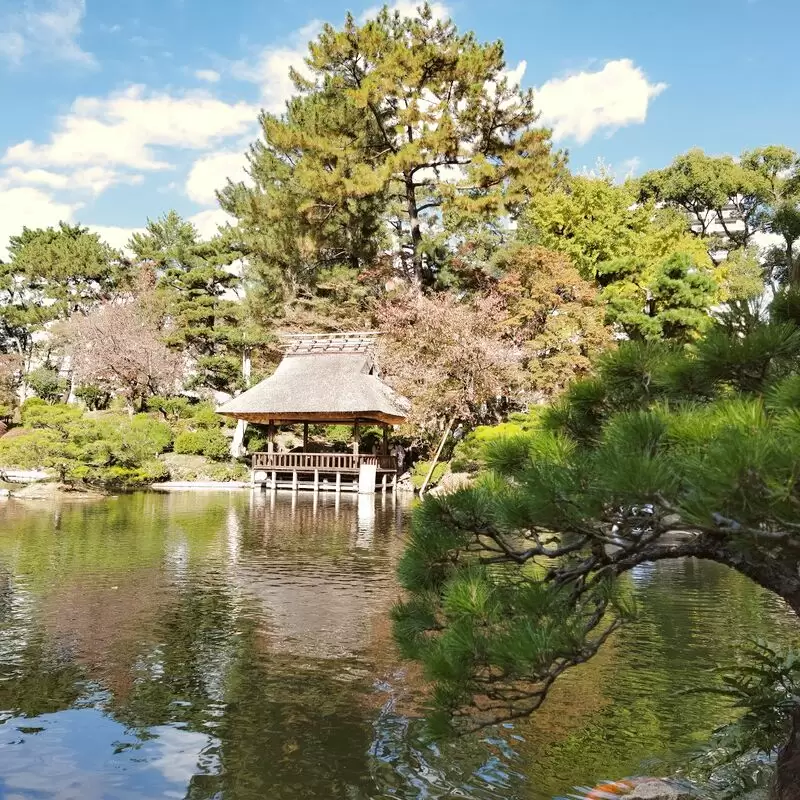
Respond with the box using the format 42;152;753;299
216;333;409;491
216;332;408;426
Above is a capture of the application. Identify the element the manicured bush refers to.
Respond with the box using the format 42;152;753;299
26;367;68;403
174;428;230;461
207;462;249;482
410;460;448;489
450;413;541;473
74;385;112;410
146;395;193;421
21;398;82;430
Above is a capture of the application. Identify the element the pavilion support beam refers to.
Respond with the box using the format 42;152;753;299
303;422;309;451
353;419;360;456
382;424;388;456
267;420;275;455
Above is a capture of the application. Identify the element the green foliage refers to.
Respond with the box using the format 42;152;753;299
129;211;252;393
410;460;448;489
146;395;193;422
74;385;112;411
0;405;174;486
222;2;560;293
688;641;800;797
450;417;539;473
394;304;800;745
26;367;68;403
173;429;230;461
600;252;717;342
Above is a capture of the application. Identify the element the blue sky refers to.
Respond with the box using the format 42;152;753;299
0;0;798;255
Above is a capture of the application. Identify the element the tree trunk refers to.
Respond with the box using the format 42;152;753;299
774;704;800;800
788;237;799;286
404;175;423;283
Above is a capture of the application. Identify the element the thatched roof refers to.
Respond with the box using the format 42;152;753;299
216;333;409;425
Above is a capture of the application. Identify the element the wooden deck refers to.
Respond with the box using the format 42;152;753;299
252;452;396;473
250;451;398;493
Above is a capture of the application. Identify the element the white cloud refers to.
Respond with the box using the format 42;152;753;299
231;21;321;114
189;208;235;240
0;0;94;67
3;85;257;171
5;166;144;196
503;60;526;88
359;1;450;22
195;68;220;83
186;150;249;205
620;156;641;178
86;224;145;253
536;59;667;144
0;187;80;260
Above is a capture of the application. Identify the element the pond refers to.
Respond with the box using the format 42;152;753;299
0;491;795;799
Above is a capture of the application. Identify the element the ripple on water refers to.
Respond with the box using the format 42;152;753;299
0;492;796;800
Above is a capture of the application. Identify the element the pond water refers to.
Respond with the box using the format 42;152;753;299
0;491;796;800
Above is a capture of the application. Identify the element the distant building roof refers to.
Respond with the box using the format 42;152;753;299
216;332;409;425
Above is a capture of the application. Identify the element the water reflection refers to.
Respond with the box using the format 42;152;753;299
0;492;796;799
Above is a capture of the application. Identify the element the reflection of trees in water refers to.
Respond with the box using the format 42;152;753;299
0;493;468;799
509;559;799;798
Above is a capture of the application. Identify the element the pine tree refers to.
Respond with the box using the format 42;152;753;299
393;297;800;798
224;3;561;289
128;211;247;393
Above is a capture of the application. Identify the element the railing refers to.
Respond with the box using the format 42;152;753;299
252;452;396;472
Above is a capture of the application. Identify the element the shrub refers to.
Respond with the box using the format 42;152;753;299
147;395;193;422
451;414;540;473
21;400;83;431
207;462;249;482
190;403;223;429
1;406;176;486
74;385;112;410
95;414;173;467
410;460;448;489
0;428;63;470
26;367;68;403
174;428;230;461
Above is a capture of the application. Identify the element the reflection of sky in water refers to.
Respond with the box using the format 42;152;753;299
0;492;795;800
0;706;215;799
628;562;658;586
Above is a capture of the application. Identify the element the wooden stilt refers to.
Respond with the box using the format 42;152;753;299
303;422;309;451
271;470;276;490
353;419;360;456
313;468;319;492
381;473;387;494
335;471;341;494
292;469;298;492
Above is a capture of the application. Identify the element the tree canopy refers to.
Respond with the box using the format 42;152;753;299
393;293;800;796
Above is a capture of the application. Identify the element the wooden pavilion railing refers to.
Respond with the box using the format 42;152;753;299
252;452;396;473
